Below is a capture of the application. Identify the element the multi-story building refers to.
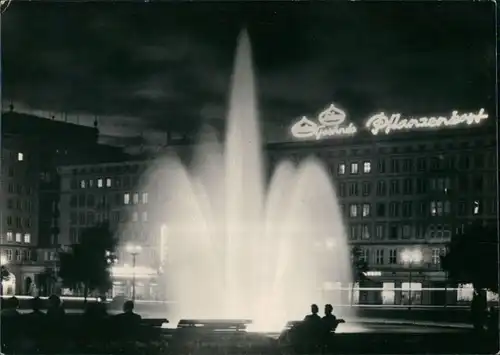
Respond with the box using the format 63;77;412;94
57;106;497;304
1;107;128;295
268;106;497;305
57;145;191;299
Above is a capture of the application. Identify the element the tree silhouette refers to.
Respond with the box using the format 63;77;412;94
441;223;498;294
1;265;9;281
350;246;369;305
1;264;11;296
58;223;117;302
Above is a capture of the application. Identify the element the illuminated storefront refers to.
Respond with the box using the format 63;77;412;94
110;265;161;300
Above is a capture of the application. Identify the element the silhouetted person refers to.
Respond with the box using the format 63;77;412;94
1;296;20;317
47;294;66;319
80;302;110;349
27;296;45;317
112;300;143;346
300;304;323;351
46;295;67;351
1;297;21;352
322;304;339;332
303;304;321;322
24;297;47;352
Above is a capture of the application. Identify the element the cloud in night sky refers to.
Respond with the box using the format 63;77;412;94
2;2;496;147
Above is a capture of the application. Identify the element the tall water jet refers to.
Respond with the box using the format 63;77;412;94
146;30;354;330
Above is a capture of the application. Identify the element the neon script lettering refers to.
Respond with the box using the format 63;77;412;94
366;109;488;135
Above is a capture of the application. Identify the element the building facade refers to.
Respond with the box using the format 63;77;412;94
268;119;497;305
1;109;128;295
58;160;162;299
56;117;497;304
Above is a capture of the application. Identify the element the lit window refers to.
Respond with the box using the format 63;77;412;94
124;193;130;205
349;204;358;217
24;233;31;243
363;161;371;173
430;201;437;216
106;178;112;187
338;163;346;175
362;225;370;239
15;233;21;242
351;163;359;174
133;193;139;204
6;232;13;242
80;180;86;189
362;203;371;217
142;192;148;204
97;179;103;188
17;153;24;161
5;249;12;261
142;212;148;222
473;200;480;215
132;212;138;222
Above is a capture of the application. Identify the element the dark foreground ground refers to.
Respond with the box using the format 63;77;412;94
3;317;497;354
8;300;497;354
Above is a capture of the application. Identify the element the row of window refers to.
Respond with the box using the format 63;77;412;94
69;210;149;226
359;247;445;266
5;183;33;196
341;199;495;219
72;176;140;190
6;199;33;212
2;248;32;262
348;223;452;241
310;153;496;176
337;175;495;198
69;192;149;208
5;216;32;229
2;151;25;162
3;231;31;244
71;163;141;176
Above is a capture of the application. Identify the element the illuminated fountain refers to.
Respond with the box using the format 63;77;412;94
146;31;353;331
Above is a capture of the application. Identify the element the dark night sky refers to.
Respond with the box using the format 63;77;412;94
2;1;496;148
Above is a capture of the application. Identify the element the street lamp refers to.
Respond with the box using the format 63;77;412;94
400;249;423;309
125;244;142;300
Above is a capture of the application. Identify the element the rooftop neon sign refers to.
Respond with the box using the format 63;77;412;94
290;104;488;140
290;104;358;140
365;109;488;135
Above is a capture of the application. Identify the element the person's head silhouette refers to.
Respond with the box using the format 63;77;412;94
48;294;61;308
324;304;333;315
311;304;319;315
9;296;19;309
123;300;135;313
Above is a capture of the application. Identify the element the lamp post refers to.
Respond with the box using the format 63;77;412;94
400;249;423;310
125;244;142;300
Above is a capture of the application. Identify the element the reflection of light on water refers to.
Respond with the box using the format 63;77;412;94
334;322;371;333
246;321;285;333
